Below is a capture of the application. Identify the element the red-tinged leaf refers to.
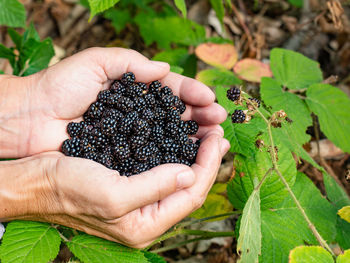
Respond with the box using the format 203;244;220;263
233;59;272;83
195;43;238;69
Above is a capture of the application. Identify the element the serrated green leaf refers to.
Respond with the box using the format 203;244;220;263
323;172;350;249
0;0;26;27
260;173;337;263
270;48;323;90
306;83;350;153
22;38;55;76
134;14;205;49
190;183;233;219
67;234;148;263
0;221;61;263
174;0;187;18
196;68;242;87
104;8;131;33
289;246;333;263
337;250;350;263
288;0;303;7
142;251;166;263
338;206;350;223
237;186;261;263
23;23;40;42
228;144;297;210
88;0;121;19
261;77;312;150
210;0;225;24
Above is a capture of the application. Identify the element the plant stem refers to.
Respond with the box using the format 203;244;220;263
151;237;210;254
179;211;241;228
246;97;335;257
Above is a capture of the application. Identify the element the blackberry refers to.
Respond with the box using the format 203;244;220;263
144;93;156;107
86;102;104;119
160;138;180;154
133;97;147;113
148;156;161;168
185;120;198;135
67;122;84;137
154;107;166;122
115;96;134;112
165;122;180;138
130;135;147;149
84;152;99;161
121;72;135;85
111;134;128;146
180;159;192;166
110;80;126;94
125;84;143;98
116;159;135;176
98;90;112;104
150;125;164;143
101;117;118;136
148;80;162;94
98;154;114;169
161;95;175;109
160;86;173;97
174;96;186;114
249;98;261;108
227;87;241;102
231;109;246;123
166;108;181;124
135;145;154;161
119;111;138;134
137;82;148;93
62;138;82;157
142;108;155;123
132;162;149;174
178;120;188;134
133;119;150;135
162;154;180;164
176;132;189;145
113;142;131;161
103;109;124;122
181;143;198;160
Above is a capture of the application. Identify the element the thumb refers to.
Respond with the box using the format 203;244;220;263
115;164;195;215
89;47;170;83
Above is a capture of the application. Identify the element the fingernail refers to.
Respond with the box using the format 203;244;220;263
220;138;230;155
150;60;169;68
177;170;195;189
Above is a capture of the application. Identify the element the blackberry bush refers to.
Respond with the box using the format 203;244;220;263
61;72;200;176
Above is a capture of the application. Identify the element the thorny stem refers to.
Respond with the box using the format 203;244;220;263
244;97;335;257
51;224;69;242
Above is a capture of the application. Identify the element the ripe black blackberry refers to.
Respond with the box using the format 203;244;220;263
98;90;112;104
121;72;135;85
249;98;261;108
61;72;200;176
67;122;84;137
231;109;246;123
185;120;198;135
227;87;241;102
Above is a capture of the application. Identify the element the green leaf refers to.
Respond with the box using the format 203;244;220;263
142;251;166;263
237;184;261;263
7;28;23;49
170;65;184;74
22;38;55;76
67;234;149;263
0;44;15;63
288;0;303;7
104;8;131;33
134;14;205;49
191;183;233;219
260;173;337;263
323;172;350;249
337;250;350;263
289;246;333;263
338;206;350;223
88;0;121;19
0;0;26;27
153;48;189;67
174;0;187;18
196;68;242;87
270;48;323;90
261;77;312;147
209;0;225;24
0;221;61;263
306;83;350;153
227;144;297;210
0;70;4;74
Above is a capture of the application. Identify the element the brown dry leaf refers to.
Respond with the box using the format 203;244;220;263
327;0;344;31
233;58;272;83
195;43;238;69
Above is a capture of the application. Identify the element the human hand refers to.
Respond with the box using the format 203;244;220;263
0;47;227;158
0;127;229;248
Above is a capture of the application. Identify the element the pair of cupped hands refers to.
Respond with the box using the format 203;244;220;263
0;48;229;248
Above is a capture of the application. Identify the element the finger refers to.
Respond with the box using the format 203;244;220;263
196;125;224;138
111;164;196;217
182;103;227;125
160;72;215;107
87;47;170;83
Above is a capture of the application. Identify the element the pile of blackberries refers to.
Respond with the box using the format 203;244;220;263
61;72;200;176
